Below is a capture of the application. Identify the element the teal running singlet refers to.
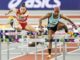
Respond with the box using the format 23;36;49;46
48;13;60;27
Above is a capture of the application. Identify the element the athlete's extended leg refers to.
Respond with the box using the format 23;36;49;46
25;24;38;32
25;24;39;47
14;23;22;31
56;22;74;38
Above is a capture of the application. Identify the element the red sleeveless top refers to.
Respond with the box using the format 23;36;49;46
16;9;28;23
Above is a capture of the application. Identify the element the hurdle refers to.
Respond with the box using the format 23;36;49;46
0;39;1;60
1;28;10;60
54;39;58;60
27;38;45;60
65;34;80;55
1;28;42;60
1;28;80;60
45;39;63;60
45;32;76;60
0;30;2;60
56;32;80;60
20;30;29;54
8;30;29;59
28;36;66;60
0;28;27;60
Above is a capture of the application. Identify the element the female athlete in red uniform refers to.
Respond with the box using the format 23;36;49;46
5;3;37;32
5;3;39;46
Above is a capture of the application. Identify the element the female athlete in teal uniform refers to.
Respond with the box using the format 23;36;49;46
39;7;77;58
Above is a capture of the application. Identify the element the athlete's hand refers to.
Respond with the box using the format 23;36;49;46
39;25;43;28
5;13;8;15
38;25;44;33
38;25;43;31
72;24;77;29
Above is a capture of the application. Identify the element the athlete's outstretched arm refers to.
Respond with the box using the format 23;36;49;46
61;14;77;29
39;13;51;26
5;8;17;15
5;10;13;15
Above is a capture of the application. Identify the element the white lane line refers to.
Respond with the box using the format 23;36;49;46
51;45;80;60
67;48;80;54
10;42;63;60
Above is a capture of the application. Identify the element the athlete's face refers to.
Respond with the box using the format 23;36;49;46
20;7;26;13
54;7;60;16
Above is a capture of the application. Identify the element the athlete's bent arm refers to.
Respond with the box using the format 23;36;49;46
61;14;77;29
39;13;51;26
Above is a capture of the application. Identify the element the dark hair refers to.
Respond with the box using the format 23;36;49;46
21;3;25;7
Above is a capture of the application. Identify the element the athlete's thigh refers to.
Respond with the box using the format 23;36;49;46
25;25;31;31
25;24;36;32
15;24;22;30
57;22;65;30
48;29;55;40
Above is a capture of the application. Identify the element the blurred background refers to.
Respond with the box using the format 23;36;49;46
0;0;80;60
0;0;80;28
